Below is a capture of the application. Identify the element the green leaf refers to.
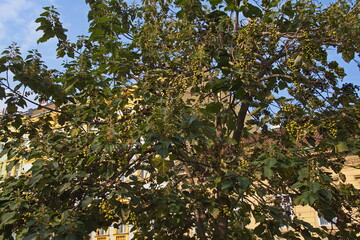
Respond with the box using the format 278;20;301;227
308;181;320;193
105;144;114;153
300;229;312;239
291;182;304;190
328;61;339;69
221;180;233;190
318;189;333;200
282;2;294;17
6;104;17;114
86;155;97;166
209;0;222;6
81;197;93;209
256;187;267;197
35;6;67;43
205;102;222;113
98;17;112;23
335;142;349;153
265;157;277;168
65;234;77;240
210;208;220;218
0;56;7;74
154;140;170;158
237;177;250;189
185;115;197;125
298;168;309;179
59;182;71;193
268;0;280;8
1;212;15;223
278;80;288;90
301;191;318;205
23;233;38;240
342;50;354;63
264;166;274;178
89;29;105;40
294;55;303;66
241;4;263;18
254;224;266;236
70;128;80;137
152;157;173;176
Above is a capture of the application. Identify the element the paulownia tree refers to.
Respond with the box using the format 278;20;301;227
0;0;359;239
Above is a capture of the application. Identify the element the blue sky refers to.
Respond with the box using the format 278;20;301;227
0;0;89;110
0;0;358;110
0;0;89;68
1;0;355;70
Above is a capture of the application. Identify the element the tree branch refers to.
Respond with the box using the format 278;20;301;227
259;74;293;82
181;162;207;240
233;101;250;144
0;83;63;115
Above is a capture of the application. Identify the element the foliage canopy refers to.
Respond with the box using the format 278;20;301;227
0;0;360;239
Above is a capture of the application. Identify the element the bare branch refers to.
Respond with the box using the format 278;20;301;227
259;74;293;82
0;82;63;115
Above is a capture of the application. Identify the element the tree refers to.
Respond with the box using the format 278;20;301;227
0;0;359;239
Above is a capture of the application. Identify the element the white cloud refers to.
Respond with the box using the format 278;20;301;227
0;0;88;110
0;0;31;22
0;0;58;109
0;0;55;51
22;21;42;50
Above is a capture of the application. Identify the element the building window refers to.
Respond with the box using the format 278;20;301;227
98;229;107;235
318;215;337;226
116;225;126;234
276;194;293;217
0;162;3;179
6;165;13;177
139;170;148;179
14;163;21;177
275;194;294;228
120;175;127;182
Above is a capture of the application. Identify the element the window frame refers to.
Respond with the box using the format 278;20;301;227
318;215;337;227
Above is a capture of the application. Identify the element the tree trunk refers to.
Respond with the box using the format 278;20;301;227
233;101;250;144
213;194;230;240
213;215;228;240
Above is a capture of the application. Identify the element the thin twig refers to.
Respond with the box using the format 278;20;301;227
0;83;63;114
